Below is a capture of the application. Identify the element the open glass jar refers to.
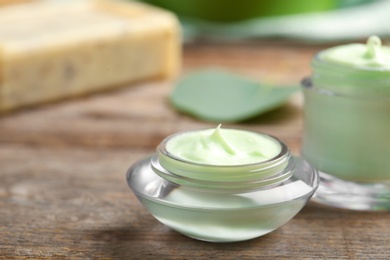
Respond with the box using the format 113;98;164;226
302;51;390;211
127;129;318;242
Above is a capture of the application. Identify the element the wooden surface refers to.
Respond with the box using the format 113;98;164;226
1;41;389;259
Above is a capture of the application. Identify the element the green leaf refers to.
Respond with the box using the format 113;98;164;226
170;68;300;123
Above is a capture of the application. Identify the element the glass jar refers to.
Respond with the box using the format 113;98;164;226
302;55;390;211
127;130;318;242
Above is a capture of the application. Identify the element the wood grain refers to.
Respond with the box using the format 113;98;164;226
1;41;389;259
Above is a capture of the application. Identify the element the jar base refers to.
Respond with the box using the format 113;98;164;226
312;171;390;211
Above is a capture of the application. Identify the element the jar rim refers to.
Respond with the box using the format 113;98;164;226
302;76;390;101
152;129;293;190
157;129;289;168
307;54;390;100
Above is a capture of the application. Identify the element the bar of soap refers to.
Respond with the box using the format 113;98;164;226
0;0;181;112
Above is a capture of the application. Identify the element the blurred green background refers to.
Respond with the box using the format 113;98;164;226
140;0;373;22
138;0;389;43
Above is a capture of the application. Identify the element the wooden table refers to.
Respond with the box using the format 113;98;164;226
1;41;389;259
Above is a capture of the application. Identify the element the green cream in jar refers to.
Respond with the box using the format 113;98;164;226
166;124;281;165
302;36;390;211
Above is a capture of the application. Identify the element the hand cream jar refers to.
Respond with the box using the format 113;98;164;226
302;36;390;211
127;125;318;242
